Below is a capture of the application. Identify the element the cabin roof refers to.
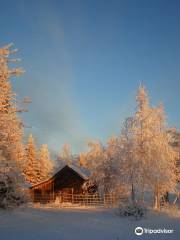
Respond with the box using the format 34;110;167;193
30;164;90;189
54;164;90;180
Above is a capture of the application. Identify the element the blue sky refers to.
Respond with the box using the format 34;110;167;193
0;0;180;155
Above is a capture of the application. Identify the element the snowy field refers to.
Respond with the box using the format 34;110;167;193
0;206;179;240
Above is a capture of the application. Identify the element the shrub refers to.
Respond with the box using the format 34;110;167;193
0;174;27;209
117;202;147;219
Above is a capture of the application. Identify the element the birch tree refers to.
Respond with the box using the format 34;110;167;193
119;117;139;202
85;141;107;193
78;152;87;167
105;136;123;194
133;86;177;208
56;143;73;168
84;140;121;194
133;85;155;200
147;105;176;209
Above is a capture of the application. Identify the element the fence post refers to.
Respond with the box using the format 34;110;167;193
72;189;74;204
52;182;55;202
103;194;105;206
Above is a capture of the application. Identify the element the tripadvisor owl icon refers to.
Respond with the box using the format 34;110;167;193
135;227;143;236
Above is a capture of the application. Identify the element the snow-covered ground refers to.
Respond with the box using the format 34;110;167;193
0;206;179;240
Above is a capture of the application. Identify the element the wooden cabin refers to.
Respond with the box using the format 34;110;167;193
30;165;93;202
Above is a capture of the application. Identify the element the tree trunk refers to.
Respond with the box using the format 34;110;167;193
164;192;169;203
140;183;145;202
154;184;160;210
131;183;135;203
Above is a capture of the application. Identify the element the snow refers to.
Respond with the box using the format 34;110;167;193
0;206;179;240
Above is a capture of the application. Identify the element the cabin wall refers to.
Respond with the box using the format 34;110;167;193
54;167;85;194
30;180;54;202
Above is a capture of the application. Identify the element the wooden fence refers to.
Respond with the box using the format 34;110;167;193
31;193;127;207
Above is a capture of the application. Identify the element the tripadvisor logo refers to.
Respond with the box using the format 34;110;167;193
135;227;143;236
135;227;174;236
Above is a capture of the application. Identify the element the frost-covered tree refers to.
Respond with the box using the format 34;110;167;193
0;150;26;208
0;44;24;166
0;44;26;208
38;144;53;181
133;85;156;200
16;143;27;172
24;134;39;184
78;152;87;167
118;86;177;209
105;136;123;193
84;140;121;194
61;143;73;164
146;105;176;209
119;117;140;202
56;143;73;168
133;86;176;208
84;141;106;193
168;129;180;184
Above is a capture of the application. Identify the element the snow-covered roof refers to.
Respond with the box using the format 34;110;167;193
31;164;90;188
21;182;32;189
30;177;53;188
54;164;90;180
68;164;90;180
